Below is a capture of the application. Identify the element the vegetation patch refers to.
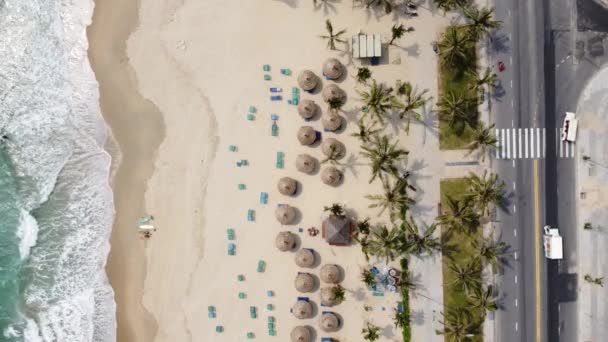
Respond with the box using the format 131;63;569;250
399;258;412;342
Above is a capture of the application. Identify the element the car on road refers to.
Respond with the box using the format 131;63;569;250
560;111;578;142
543;225;563;260
498;61;505;72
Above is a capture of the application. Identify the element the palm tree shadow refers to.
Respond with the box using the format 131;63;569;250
381;324;395;338
342;106;361;123
491;82;507;101
273;0;299;8
399;42;420;57
340;153;365;177
491;32;511;54
410;309;425;325
352;287;367;301
314;0;340;14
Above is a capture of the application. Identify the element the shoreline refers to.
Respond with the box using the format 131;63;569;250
87;0;163;341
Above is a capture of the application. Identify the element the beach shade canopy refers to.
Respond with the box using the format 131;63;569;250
320;264;341;284
320;287;339;307
296;154;317;174
321;138;345;158
292;301;314;319
319;312;340;332
295;273;315;293
322;113;343;132
278;177;298;196
322;84;346;103
322;215;352;246
276;205;297;225
323;58;344;80
275;231;297;252
298;70;319;91
290;326;312;342
321;167;343;186
298;99;317;119
295;248;315;267
298;126;317;146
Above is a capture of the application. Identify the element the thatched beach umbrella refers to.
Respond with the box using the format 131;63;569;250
323;58;344;80
298;70;319;91
322;84;345;103
275;231;297;252
278;177;298;196
298;126;317;146
292;301;314;319
276;205;296;225
295;248;315;268
295;273;315;293
290;326;312;342
296;154;317;174
320;287;339;307
321;138;345;158
319;312;340;332
322;113;343;132
298;99;317;119
321;167;343;186
320;264;341;284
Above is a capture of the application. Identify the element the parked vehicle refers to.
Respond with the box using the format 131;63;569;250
560;111;578;142
498;61;505;72
543;225;563;260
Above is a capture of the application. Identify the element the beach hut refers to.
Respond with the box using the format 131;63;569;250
322;113;343;132
319;312;340;332
292;301;314;319
323;58;344;80
276;205;296;225
322;215;352;246
320;264;341;284
322;84;345;103
321;167;343;186
278;177;298;196
298;99;317;119
298;70;319;91
295;248;315;268
290;326;312;342
296;154;317;174
298;126;318;146
320;287;339;307
275;231;297;252
321;138;345;158
295;273;315;293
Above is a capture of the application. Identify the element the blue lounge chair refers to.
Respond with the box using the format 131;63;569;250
297;297;309;302
270;95;282;101
270;87;282;92
248;209;255;221
260;192;268;204
321;338;333;342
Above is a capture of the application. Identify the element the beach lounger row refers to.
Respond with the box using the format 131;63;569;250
227;228;235;240
260;192;268;204
208;306;216;319
250;306;257;319
228;243;236;255
257;260;266;272
267;316;276;336
247;209;255;221
237;159;248;167
270;95;282;101
276;152;284;169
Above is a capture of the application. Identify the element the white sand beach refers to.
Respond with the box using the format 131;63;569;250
88;0;492;341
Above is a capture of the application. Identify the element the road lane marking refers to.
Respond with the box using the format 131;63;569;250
510;80;513;88
512;160;516;168
513;128;517;158
515;275;518;283
510;56;513;65
530;128;535;158
533;160;541;342
506;129;511;159
536;128;541;160
513;204;517;213
525;128;529;158
514;251;518;260
516;322;518;331
512;119;514;127
501;129;506;159
514;228;517;237
543;128;546;158
496;128;500;159
511;99;514;107
559;137;564;157
513;181;516;190
518;128;522;158
515;298;518;307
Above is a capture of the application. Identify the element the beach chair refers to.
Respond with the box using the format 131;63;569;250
271;121;278;136
297;297;309;302
268;330;276;336
247;209;255;222
270;87;282;92
321;338;333;342
250;306;257;319
372;291;384;297
228;243;236;256
247;114;255;121
266;304;273;311
215;325;223;333
276;152;284;169
239;292;246;299
208;311;216;319
264;74;271;81
227;229;235;240
238;183;246;190
267;290;274;297
292;98;299;105
257;260;266;272
270;114;278;120
246;332;255;339
270;95;282;101
263;65;270;72
237;274;245;281
229;145;237;152
249;106;256;113
260;192;268;204
241;159;248;166
280;68;291;75
397;302;404;313
267;322;274;330
371;56;379;65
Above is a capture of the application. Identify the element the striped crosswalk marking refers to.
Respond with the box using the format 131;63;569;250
494;128;575;160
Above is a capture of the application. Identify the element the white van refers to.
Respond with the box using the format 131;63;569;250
560;112;578;142
543;225;563;260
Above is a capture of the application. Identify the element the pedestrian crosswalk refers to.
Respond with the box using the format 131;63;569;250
494;128;576;160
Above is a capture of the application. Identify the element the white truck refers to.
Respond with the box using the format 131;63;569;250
543;225;563;260
560;112;578;142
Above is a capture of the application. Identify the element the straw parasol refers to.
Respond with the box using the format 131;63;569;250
290;326;312;342
320;287;339;307
275;231;297;252
298;126;317;146
276;205;296;225
295;248;315;267
298;99;317;119
295;273;315;293
298;70;319;91
323;58;344;80
296;154;317;174
321;167;343;186
321;138;345;158
319;312;340;332
278;177;298;196
322;113;343;131
322;84;345;103
292;301;313;319
320;264;341;284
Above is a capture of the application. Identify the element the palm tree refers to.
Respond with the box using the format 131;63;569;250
448;258;481;293
365;0;395;14
327;97;345;114
361;268;376;287
467;285;499;318
362;322;381;341
324;203;345;216
393;309;411;329
436;308;478;342
356;218;372;236
394;82;431;135
433;0;469;12
358;80;395;124
360;134;409;183
436;92;477;133
332;285;346;303
438;26;472;66
397;268;417;291
356;67;372;84
319;19;347;50
367;225;405;263
402;216;441;256
366;177;416;221
320;145;344;165
467;170;505;216
438;195;480;234
356;234;372;260
471;237;508;273
466;122;498;161
389;24;415;46
463;6;502;41
467;67;498;95
351;119;382;144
